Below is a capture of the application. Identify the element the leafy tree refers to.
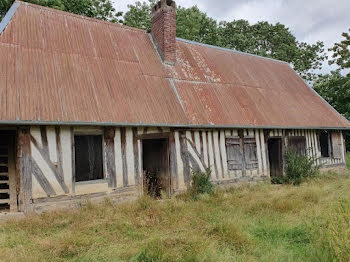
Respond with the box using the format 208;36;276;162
123;0;155;30
0;0;16;20
123;1;219;46
329;29;350;74
218;20;326;81
176;6;219;46
0;0;121;22
314;29;350;150
314;71;350;120
123;3;325;81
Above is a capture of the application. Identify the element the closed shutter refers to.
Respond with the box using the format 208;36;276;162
226;138;243;170
331;132;343;159
244;138;258;170
289;137;306;156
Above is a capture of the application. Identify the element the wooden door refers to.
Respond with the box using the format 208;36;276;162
268;138;283;179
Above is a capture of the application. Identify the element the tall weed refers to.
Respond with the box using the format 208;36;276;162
280;149;320;185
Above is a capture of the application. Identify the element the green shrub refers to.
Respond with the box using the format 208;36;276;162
189;168;214;199
281;149;320;185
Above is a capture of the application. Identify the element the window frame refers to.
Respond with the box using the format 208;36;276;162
319;131;332;158
73;130;106;184
225;136;258;171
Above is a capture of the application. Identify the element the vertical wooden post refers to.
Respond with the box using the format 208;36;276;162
17;127;33;213
169;130;177;194
104;127;116;188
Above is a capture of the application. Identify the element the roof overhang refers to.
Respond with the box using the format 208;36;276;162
0;120;349;130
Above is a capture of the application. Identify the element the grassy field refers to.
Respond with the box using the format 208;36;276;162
347;152;350;170
1;171;350;262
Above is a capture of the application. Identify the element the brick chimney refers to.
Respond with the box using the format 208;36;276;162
151;0;176;65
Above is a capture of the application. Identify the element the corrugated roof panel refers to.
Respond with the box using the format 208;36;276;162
0;1;348;129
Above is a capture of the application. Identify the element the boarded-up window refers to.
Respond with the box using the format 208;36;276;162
75;135;104;182
289;137;306;156
226;138;242;170
331;132;343;159
319;131;330;157
244;138;258;170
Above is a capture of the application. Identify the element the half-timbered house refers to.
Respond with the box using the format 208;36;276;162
0;0;349;213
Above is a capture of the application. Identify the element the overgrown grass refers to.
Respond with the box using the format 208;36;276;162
1;172;350;262
347;152;350;170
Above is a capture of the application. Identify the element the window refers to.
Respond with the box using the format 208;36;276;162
319;131;331;158
244;138;258;170
289;137;306;156
226;138;243;170
74;135;104;182
226;137;258;171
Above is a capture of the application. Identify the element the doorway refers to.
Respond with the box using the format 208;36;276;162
0;131;17;212
268;138;283;180
142;138;170;198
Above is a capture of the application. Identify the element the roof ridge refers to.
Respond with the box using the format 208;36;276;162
176;37;289;65
15;0;146;34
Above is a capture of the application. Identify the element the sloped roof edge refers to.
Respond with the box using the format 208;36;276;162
177;38;289;65
0;120;349;130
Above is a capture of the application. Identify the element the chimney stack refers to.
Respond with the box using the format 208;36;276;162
151;0;176;65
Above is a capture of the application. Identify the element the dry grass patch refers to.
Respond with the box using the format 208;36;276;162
0;172;350;261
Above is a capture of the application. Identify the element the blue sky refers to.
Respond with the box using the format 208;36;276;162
112;0;350;74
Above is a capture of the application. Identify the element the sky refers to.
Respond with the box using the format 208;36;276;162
112;0;350;74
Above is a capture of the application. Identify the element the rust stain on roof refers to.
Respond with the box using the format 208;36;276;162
0;1;349;129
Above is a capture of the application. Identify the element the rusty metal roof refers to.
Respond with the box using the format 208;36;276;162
0;1;349;129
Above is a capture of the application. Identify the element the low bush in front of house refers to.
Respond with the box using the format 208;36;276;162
188;168;214;199
274;149;320;185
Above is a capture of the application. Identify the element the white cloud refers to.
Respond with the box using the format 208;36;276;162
113;0;349;74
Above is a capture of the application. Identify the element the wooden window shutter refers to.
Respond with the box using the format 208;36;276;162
331;132;343;159
243;138;258;170
288;137;306;156
226;138;243;170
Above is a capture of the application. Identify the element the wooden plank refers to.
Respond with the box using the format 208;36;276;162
255;130;263;175
104;127;116;188
55;127;64;184
260;130;267;175
132;128;139;185
220;130;228;178
120;127;128;187
30;135;69;193
213;131;223;179
179;131;191;185
185;131;206;171
40;126;49;155
30;159;56;196
169;131;177;193
202;131;209;168
114;128;124;188
126;128;135;186
0;199;10;204
0;189;9;193
174;131;185;189
18;127;33;213
207;131;218;179
70;127;75;195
